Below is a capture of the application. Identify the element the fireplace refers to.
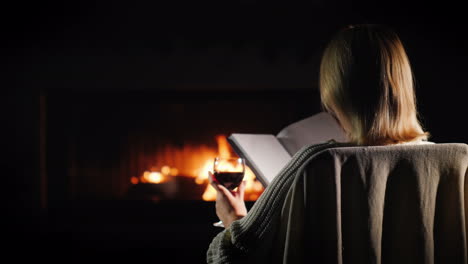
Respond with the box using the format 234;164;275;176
44;88;321;206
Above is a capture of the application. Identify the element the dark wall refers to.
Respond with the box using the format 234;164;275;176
6;1;465;93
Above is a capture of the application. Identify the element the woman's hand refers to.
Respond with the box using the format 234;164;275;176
208;171;247;228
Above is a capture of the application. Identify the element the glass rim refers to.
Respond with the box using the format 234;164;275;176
214;157;245;163
213;157;245;171
214;156;244;160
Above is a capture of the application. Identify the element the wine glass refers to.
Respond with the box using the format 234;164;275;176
211;157;245;227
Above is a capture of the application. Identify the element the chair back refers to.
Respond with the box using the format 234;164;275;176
277;143;468;264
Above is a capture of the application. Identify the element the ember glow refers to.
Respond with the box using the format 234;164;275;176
132;135;264;201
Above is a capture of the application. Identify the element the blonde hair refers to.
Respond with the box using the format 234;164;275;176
319;24;429;145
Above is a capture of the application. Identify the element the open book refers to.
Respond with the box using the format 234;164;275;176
228;112;347;187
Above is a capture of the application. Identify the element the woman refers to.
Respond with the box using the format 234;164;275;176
207;24;430;263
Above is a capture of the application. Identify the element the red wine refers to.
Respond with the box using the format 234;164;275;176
213;172;244;190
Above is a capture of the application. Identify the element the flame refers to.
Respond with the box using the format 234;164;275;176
141;171;167;184
132;134;264;201
147;172;164;184
216;135;232;158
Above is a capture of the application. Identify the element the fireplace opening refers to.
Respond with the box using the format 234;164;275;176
125;134;264;202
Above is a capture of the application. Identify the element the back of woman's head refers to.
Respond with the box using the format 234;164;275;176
319;24;428;145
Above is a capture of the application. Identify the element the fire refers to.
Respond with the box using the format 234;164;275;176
132;135;264;201
146;172;164;184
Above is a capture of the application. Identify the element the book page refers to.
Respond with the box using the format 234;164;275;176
276;112;347;155
228;134;291;187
